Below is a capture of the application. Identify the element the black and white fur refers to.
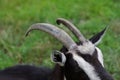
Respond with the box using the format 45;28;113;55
0;18;114;80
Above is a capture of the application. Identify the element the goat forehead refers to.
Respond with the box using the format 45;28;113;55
68;46;104;67
77;41;95;55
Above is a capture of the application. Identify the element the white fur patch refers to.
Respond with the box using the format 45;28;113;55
78;41;95;55
95;47;104;67
73;53;101;80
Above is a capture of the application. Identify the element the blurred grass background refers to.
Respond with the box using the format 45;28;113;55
0;0;120;79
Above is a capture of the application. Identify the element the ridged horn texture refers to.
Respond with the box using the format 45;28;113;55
25;23;77;49
56;18;86;43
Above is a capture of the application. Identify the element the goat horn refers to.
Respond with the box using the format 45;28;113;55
25;23;77;49
56;18;87;43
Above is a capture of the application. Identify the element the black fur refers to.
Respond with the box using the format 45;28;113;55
0;65;52;80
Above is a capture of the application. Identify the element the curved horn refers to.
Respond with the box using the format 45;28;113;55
56;18;87;43
25;23;77;49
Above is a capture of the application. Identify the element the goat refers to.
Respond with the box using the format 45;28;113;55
0;18;114;80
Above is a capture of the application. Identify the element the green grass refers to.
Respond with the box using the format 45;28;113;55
0;0;120;79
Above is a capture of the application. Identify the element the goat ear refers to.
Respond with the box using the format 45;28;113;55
51;50;66;66
89;27;108;45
